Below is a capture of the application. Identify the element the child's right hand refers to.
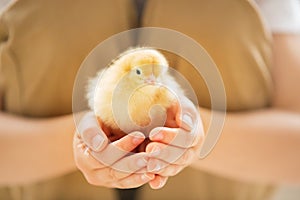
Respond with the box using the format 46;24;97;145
73;111;155;188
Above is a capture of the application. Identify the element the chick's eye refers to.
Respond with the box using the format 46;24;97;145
136;69;141;75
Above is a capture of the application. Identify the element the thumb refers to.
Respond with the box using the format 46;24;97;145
77;112;109;152
176;97;198;131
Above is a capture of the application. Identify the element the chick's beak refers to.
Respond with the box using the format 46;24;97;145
144;74;156;85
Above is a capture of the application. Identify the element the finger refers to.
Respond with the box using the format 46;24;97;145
78;112;109;152
146;142;184;164
176;97;199;131
148;175;168;190
73;135;106;172
147;147;195;172
111;152;149;179
149;127;201;148
147;158;185;177
146;142;195;165
91;131;145;166
88;152;149;184
164;103;179;128
81;127;109;152
113;172;155;189
87;154;147;184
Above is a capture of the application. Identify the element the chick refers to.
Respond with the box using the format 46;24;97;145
87;47;184;149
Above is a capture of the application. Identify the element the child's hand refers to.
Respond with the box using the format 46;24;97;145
73;112;155;188
146;97;205;189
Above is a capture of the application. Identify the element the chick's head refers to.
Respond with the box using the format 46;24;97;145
115;48;169;86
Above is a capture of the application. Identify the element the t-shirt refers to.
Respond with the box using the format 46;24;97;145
1;0;300;33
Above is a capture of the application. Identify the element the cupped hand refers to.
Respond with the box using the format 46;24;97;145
146;97;205;189
73;112;155;188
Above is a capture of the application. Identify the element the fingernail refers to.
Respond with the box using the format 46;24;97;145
83;147;90;156
77;143;85;149
150;131;164;141
150;146;161;156
137;157;148;167
130;132;145;145
157;178;166;189
91;134;104;150
141;173;154;181
181;114;193;131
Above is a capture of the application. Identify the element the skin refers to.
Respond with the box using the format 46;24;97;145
0;112;76;185
0;34;300;188
191;34;300;184
74;96;203;189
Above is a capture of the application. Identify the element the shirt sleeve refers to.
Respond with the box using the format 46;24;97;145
254;0;300;34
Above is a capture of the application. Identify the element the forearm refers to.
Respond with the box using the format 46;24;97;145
192;108;300;184
0;112;77;185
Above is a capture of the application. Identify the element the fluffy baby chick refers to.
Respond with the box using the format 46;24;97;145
87;47;184;148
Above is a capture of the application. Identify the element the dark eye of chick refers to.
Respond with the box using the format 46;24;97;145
136;69;141;75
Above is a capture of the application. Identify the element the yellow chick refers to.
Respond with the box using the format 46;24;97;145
87;47;184;142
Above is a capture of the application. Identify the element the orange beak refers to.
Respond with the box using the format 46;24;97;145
144;74;156;85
